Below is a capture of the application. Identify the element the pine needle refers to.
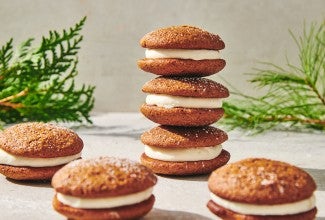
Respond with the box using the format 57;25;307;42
220;20;325;134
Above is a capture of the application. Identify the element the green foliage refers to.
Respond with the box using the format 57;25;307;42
220;20;325;133
0;17;95;126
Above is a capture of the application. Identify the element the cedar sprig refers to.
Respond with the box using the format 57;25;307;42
0;17;95;126
220;20;325;134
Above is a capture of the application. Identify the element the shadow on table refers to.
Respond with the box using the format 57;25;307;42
6;178;51;188
316;217;325;220
143;208;212;220
159;174;209;182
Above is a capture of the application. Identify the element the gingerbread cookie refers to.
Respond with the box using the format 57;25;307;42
52;157;157;220
0;122;83;180
207;158;317;219
138;25;225;76
141;77;229;126
140;126;230;175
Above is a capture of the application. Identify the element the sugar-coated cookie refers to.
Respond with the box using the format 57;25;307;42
140;126;230;175
140;25;225;50
52;157;157;220
138;25;225;76
207;158;317;219
0;122;83;180
141;77;229;126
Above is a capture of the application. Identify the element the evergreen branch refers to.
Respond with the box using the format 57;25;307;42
220;20;325;134
0;38;13;72
0;17;95;126
0;88;28;106
17;38;34;60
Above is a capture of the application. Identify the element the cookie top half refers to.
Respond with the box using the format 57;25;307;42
52;157;157;198
142;77;229;98
0;122;83;158
208;158;316;205
141;126;228;148
140;25;225;50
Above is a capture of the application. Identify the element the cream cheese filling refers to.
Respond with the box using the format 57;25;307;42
144;145;222;162
145;49;220;60
0;148;81;167
57;187;153;209
146;94;223;109
210;193;316;215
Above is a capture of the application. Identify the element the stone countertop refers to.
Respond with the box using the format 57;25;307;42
0;113;324;219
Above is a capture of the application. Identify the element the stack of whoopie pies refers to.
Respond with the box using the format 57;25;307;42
138;25;230;175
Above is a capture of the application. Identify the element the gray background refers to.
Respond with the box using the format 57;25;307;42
1;0;324;112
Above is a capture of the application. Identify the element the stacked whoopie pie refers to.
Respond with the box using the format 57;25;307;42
138;25;230;175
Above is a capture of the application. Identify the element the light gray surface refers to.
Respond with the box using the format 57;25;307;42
0;113;324;219
1;0;324;111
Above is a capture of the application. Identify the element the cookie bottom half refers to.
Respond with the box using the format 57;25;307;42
207;200;317;220
138;58;226;76
0;164;65;181
140;104;224;126
140;150;230;176
53;194;155;220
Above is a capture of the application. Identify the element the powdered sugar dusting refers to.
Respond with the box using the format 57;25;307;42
53;156;157;197
68;157;147;176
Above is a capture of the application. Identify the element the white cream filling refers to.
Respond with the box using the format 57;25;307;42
57;187;153;209
0;148;81;167
145;49;220;60
210;193;316;215
146;94;222;109
144;145;222;162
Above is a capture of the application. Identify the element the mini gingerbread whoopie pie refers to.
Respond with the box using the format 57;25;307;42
207;158;317;220
140;125;230;175
141;76;229;126
138;25;225;77
0;122;83;181
52;157;157;220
